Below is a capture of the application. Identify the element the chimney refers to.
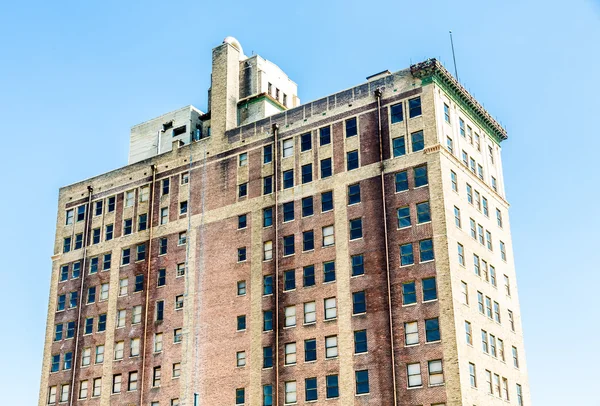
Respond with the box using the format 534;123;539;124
210;38;243;137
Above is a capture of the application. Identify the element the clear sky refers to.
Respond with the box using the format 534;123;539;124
1;0;598;404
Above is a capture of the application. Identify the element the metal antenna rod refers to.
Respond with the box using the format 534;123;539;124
449;30;459;81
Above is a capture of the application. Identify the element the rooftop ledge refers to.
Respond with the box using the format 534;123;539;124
411;58;508;143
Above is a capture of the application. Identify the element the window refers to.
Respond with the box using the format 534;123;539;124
48;386;57;403
160;207;168;224
465;321;473;344
282;138;294;157
498;338;505;361
60;384;70;403
393;136;406;157
477;224;484;245
236;351;246;367
462;150;469;166
54;324;64;341
87;287;96;304
262;346;273;369
422;277;437;301
157;268;166;287
236;315;246;331
509;310;515;331
324;297;337;320
283;269;296;291
470;157;476;173
179;200;188;215
162;178;170;195
473;254;481;276
105;224;113;241
175;295;184;310
91;228;100;244
409;97;422;117
263;310;273;331
454;206;461;228
300;132;312;151
238;247;247;262
416;201;431;223
116;310;126;328
398;277;421;309
348;183;361;205
263;275;273;295
494;301;501;323
238;152;247;166
302;196;313;217
156;300;164;321
283;202;294;222
490;334;497;357
486;231;493;250
500;241;507;261
89;258;98;274
157;237;168;255
443;103;450;123
284;381;296;404
124;190;135;208
82;348;91;366
466;184;473;204
69;291;78;308
425;318;440;342
238;183;248;197
263;144;273;164
478;164;484;180
260;240;272;261
84;317;93;335
394;171;409;193
114;341;124;360
321;191;333;212
390;102;403;123
347;150;359;170
396;206;411;229
122;218;133;235
485;296;493;318
153;366;161;387
322;225;334;247
326;375;339;399
63;237;71;253
355;370;370;394
319;126;331;145
154;333;163;352
346;117;358;137
351;254;364;276
128;372;138;391
446;136;454;153
428;360;444;385
304;339;317;362
492;176;498;191
180;172;189;185
261;206;273;227
469;363;477;387
132;306;142;324
303;265;315;287
303;377;317;402
304;301;316;324
407;363;422;387
323;261;335;282
283;169;294;189
57;294;66;311
134;275;144;292
79;380;88;399
400;243;414;266
74;233;83;250
493;373;501;396
352;291;366;314
474;190;481;210
284;343;296;365
283;235;294;256
237;281;247;297
419;239;434;262
349;218;363;240
95;345;104;363
301;164;313;184
136;244;146;261
51;354;60;372
65;209;74;225
263;385;273;406
414;165;428;187
284;306;296;327
404;321;419;345
320;157;333;178
411;130;425;152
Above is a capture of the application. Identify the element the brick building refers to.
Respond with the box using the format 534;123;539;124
39;37;530;406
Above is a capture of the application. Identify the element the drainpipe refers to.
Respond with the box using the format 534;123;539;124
68;186;93;406
139;164;157;406
272;123;280;406
375;88;399;406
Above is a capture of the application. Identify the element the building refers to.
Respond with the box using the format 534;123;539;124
38;36;530;406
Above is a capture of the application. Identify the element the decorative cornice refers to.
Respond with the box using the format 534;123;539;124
411;58;507;143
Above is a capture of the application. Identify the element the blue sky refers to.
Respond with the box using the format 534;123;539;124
0;0;598;404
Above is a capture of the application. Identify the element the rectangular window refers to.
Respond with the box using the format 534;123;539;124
409;97;421;117
156;300;164;321
446;136;454;153
263;207;273;227
412;130;424;152
462;150;469;166
416;201;431;223
283;235;294;256
134;274;144;292
238;182;247;197
263;275;273;295
465;321;472;344
325;335;338;358
263;144;273;164
284;381;296;404
303;265;315;287
157;269;166;286
300;197;313;218
400;243;414;266
407;363;422;387
284;342;296;365
500;241;507;261
132;305;142;324
321;191;333;212
454;206;461;228
390;103;403;123
351;254;364;276
349;218;363;240
467;184;473;204
128;371;138;391
326;375;339;399
95;345;104;364
323;261;336;282
89;258;98;274
162;178;170;195
419;239;434;262
114;341;124;360
486;230;493;250
444;103;450;123
478;291;484;313
175;295;184;310
238;152;248;167
74;233;83;250
283;201;294;222
282;169;294;189
181;172;189;185
393;136;406;157
346;117;358;137
136;243;146;261
282;138;294;158
153;366;161;387
428;360;444;386
236;351;246;367
263;310;273;331
300;132;312;151
303;230;314;252
422;277;437;301
348;183;361;205
322;225;334;247
324;297;337;320
414;165;428;187
404;321;418;345
263;240;273;261
347;150;359;170
352;291;366;314
470;157;476;173
355;370;370;394
397;207;411;228
154;333;163;352
60;384;70;403
301;163;313;184
320;157;332;178
303;301;316;324
263;346;273;368
319;126;331;145
238;247;247;261
160;207;168;224
425;318;440;342
284;270;295;291
179;201;188;215
469;363;477;387
473;254;481;276
492;176;498;191
79;380;88;399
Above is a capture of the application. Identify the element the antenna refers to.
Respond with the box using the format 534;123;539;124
449;30;459;81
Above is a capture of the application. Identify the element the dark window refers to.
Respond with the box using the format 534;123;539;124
354;330;368;353
159;238;167;255
283;202;294;222
347;150;359;170
263;275;273;295
425;318;440;342
179;201;188;215
76;205;86;222
423;277;438;301
54;324;63;341
303;265;315;287
348;183;361;205
323;261;336;283
321;191;333;212
123;219;132;235
403;281;416;305
235;388;245;405
237;315;246;331
85;317;93;334
397;206;411;228
353;291;366;314
138;214;147;231
320;126;331;145
305;339;317;362
420;239;434;262
412;130;424;152
263;310;273;331
238;183;247;198
414;165;428;187
72;262;81;278
156;301;164;321
94;201;103;216
409;97;422;117
162;179;170;195
355;370;370;394
66;321;75;338
69;291;78;308
284;270;296;291
173;125;186;136
89;258;98;274
349;218;363;240
320;157;332;178
283;170;294;189
326;375;339;399
98;314;107;332
263;385;273;406
87;287;96;304
400;243;414;266
157;269;166;287
351;254;364;276
263;144;273;164
103;253;111;270
395;171;408;192
134;275;144;292
60;265;69;282
301;132;312;151
346;117;358;137
301;164;313;184
51;354;60;372
263;207;273;227
416;201;431;223
393;137;406;157
238;214;247;229
122;248;131;265
238;247;247;262
136;244;146;261
283;235;295;256
74;234;83;250
107;196;116;212
263;176;273;195
390;103;403;123
303;231;314;251
57;294;66;311
92;228;101;244
64;353;73;371
263;347;273;368
305;377;318;401
302;197;313;217
105;224;113;241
